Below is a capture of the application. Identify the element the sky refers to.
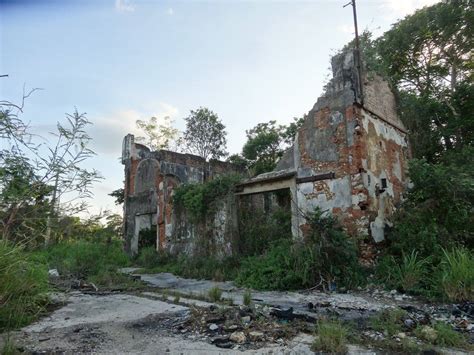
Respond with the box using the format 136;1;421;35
0;0;439;217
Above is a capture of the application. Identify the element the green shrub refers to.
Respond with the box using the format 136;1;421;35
0;241;50;331
386;157;474;260
437;248;474;302
135;247;161;269
238;205;292;256
236;209;364;291
208;287;222;302
312;319;349;354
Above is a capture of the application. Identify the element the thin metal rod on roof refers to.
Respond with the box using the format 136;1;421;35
343;0;364;105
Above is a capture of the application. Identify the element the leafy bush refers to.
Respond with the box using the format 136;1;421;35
0;242;50;331
173;174;242;220
387;156;474;259
238;204;291;256
135;246;161;269
312;319;349;354
237;209;364;291
437;248;474;302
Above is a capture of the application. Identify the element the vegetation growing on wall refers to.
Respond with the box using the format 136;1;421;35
172;174;242;221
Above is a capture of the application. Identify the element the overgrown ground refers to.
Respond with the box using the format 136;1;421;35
1;238;473;354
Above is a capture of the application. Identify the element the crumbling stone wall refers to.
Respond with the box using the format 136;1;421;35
121;135;241;256
243;50;410;242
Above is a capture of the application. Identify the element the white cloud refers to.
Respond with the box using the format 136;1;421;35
380;0;440;17
167;7;174;16
90;102;179;156
115;0;135;13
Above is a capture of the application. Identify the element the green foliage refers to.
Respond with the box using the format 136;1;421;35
173;174;242;221
238;199;292;256
109;188;124;205
183;107;228;160
375;251;429;293
437;247;474;302
387;154;474;259
429;322;470;348
0;241;50;331
242;120;284;175
312;319;349;354
237;209;364;291
41;240;129;280
208;287;222;302
370;308;406;337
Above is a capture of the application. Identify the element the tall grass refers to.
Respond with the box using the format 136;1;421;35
0;241;50;331
39;240;129;279
438;248;474;302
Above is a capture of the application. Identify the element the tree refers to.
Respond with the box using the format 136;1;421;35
135;116;180;151
0;100;102;245
242;118;304;175
183;107;228;160
243;121;284;175
374;1;473;160
109;188;125;205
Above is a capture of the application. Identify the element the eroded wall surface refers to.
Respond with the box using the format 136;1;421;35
273;50;410;242
122;135;241;256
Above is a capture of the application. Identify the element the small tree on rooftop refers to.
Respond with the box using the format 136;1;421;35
183;107;228;161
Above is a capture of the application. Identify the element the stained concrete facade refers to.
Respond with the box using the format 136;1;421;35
121;136;242;255
238;50;410;242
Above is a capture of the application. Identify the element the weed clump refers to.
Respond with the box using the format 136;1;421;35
370;308;406;337
208;287;222;302
243;289;252;306
312;319;349;354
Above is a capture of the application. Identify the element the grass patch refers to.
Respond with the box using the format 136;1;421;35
208;287;222;302
37;240;129;280
437;248;474;302
243;289;252;306
312;319;349;354
87;269;144;290
370;308;406;337
414;322;471;349
0;241;50;331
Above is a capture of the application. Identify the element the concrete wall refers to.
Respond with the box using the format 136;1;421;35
122;134;242;256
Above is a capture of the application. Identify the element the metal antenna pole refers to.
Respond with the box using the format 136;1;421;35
344;0;364;104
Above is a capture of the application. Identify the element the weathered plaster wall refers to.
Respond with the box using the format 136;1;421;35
272;50;409;242
122;134;242;256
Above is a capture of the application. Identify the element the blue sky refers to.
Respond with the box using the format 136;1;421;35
0;0;438;216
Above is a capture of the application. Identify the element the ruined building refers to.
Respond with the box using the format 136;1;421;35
122;50;410;256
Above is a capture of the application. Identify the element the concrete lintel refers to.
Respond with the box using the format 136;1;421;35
235;178;295;196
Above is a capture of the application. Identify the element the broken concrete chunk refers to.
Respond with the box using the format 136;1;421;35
229;331;246;343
